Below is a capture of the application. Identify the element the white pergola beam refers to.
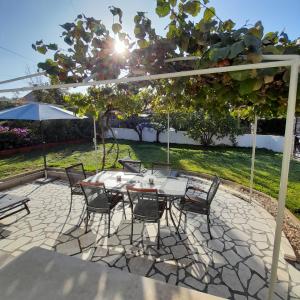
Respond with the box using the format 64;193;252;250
0;71;46;85
267;58;299;300
0;60;292;94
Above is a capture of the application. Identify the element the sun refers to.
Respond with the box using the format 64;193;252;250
114;38;126;54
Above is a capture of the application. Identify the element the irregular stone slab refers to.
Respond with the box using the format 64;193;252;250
248;274;265;296
79;231;96;248
187;262;206;279
223;250;242;266
212;252;227;268
208;240;224;252
171;245;188;259
226;229;250;241
238;263;251;288
235;246;251;258
128;256;153;276
184;276;206;291
163;236;177;246
56;239;81;256
207;284;231;299
222;267;243;292
245;256;265;277
288;264;300;283
156;261;177;276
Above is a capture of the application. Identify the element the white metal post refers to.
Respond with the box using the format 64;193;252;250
167;112;170;164
249;115;258;203
93;117;98;173
267;60;299;300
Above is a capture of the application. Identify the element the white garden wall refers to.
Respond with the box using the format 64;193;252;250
107;127;284;152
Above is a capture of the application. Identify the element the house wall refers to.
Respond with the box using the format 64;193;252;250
106;127;285;152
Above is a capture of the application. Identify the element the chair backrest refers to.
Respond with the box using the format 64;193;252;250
126;186;161;220
65;163;86;187
80;181;109;208
206;176;221;205
151;162;171;176
119;158;142;173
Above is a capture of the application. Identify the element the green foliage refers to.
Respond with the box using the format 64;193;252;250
186;110;244;146
33;1;300;121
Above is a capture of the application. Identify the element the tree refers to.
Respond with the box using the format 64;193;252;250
186;110;244;146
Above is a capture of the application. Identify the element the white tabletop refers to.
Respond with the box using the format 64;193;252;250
85;171;188;197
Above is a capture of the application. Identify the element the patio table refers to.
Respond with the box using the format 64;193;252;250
84;170;188;197
84;170;188;230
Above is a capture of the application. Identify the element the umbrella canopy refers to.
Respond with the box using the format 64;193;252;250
0;102;81;121
0;102;85;182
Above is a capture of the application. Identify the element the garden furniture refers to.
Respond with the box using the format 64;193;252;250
80;181;124;235
118;157;142;173
65;163;86;212
175;176;220;239
151;162;172;177
126;186;167;249
0;193;30;221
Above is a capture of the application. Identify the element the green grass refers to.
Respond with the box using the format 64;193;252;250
1;140;299;219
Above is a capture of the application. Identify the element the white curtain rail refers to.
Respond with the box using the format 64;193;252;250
0;71;46;86
0;59;294;94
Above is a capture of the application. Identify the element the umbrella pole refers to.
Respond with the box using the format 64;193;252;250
167;112;170;164
40;121;47;179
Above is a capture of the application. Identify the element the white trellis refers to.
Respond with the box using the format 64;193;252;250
0;54;299;300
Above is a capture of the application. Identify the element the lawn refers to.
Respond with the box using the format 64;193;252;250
0;140;299;219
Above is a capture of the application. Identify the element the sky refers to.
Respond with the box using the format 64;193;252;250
0;0;299;98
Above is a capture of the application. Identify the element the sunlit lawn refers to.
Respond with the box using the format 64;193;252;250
0;140;299;219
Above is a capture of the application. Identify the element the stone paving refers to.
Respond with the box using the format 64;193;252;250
0;178;300;300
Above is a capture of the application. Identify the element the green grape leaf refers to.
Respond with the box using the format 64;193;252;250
183;1;201;17
156;0;171;17
228;41;245;59
203;7;215;21
112;23;122;34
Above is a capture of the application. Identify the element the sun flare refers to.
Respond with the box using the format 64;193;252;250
114;38;126;54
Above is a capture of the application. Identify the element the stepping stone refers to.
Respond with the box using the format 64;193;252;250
171;245;188;259
248;274;265;296
56;239;80;256
128;256;153;276
223;250;242;266
207;284;231;299
222;267;243;292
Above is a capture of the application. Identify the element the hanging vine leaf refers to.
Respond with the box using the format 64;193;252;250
203;7;215;21
182;1;201;17
156;0;171;17
109;6;123;23
112;23;122;34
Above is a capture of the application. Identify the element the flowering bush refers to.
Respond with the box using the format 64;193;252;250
0;126;31;150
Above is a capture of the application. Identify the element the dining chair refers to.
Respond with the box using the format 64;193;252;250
65;163;86;212
126;186;167;249
175;176;220;239
118;158;142;173
80;181;124;236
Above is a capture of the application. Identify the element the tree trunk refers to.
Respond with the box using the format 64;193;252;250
156;130;161;143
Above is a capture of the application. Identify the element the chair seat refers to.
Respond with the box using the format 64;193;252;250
133;200;166;221
87;194;122;212
180;196;209;214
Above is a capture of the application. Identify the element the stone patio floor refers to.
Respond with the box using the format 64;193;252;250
0;178;299;300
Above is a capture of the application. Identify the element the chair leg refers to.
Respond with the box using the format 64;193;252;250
130;216;134;244
207;214;212;239
157;219;160;249
108;212;111;238
69;190;73;213
85;211;89;233
24;203;30;215
165;204;169;226
122;196;126;220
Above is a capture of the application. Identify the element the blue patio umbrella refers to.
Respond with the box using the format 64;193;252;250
0;102;84;182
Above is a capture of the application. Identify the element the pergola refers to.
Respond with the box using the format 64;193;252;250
0;54;299;300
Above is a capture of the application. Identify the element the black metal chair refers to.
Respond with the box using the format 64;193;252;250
126;186;167;249
118;158;142;173
175;176;221;239
151;162;172;177
80;181;124;235
65;163;86;212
